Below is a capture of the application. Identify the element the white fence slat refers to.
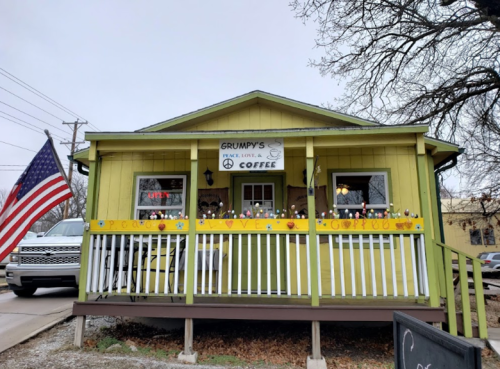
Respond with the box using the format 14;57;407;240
316;235;322;298
86;236;94;293
339;235;345;297
399;235;408;297
295;234;301;296
348;235;356;297
379;235;387;297
228;235;233;295
237;234;242;295
98;235;107;293
126;235;134;294
164;235;172;294
108;235;117;293
201;234;207;295
286;234;291;296
417;237;424;295
194;235;199;295
208;234;214;295
276;234;281;296
154;235;161;294
306;235;311;297
135;235;144;294
247;234;251;295
92;235;101;293
174;235;181;294
359;235;366;297
257;234;262;295
145;235;153;295
267;234;271;296
183;235;189;294
117;235;125;294
328;235;335;297
389;234;397;298
218;235;223;295
369;235;376;297
420;235;430;298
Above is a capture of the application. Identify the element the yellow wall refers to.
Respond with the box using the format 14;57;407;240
96;145;421;220
442;213;498;257
184;104;334;131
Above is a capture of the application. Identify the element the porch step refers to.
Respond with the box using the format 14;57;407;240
443;311;480;338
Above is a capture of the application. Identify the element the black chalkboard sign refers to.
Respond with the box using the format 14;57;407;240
394;312;481;369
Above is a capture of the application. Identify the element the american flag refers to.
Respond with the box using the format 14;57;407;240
0;139;73;261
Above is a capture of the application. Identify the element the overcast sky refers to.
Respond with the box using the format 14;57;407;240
0;0;348;191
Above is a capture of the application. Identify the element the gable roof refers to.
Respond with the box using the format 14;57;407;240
138;90;381;132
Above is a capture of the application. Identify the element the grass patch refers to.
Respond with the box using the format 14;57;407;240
201;354;247;366
97;337;123;352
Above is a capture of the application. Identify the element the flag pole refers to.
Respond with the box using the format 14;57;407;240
44;130;74;197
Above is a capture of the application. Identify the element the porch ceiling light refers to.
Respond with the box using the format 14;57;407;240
204;168;214;186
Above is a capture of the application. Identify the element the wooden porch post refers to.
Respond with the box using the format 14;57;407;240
415;135;440;308
178;141;199;364
185;140;198;305
74;141;98;347
306;137;319;307
307;321;327;368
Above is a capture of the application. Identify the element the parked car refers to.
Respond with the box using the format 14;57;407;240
477;252;500;270
5;218;84;297
0;231;37;268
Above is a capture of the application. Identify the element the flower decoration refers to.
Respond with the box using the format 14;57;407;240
415;224;422;230
199;219;205;225
98;220;105;228
317;219;323;225
175;222;184;230
266;224;272;231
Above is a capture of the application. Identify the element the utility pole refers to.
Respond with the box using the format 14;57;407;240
61;120;87;219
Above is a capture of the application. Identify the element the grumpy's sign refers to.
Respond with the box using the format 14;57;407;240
219;138;284;171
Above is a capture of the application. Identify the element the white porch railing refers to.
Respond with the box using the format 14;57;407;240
85;231;429;301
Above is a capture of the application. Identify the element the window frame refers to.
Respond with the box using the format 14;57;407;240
134;174;187;220
331;171;390;210
241;182;276;215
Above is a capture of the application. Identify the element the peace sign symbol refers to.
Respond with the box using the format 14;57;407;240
223;159;234;169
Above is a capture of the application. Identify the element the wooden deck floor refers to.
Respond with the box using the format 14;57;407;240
74;294;445;323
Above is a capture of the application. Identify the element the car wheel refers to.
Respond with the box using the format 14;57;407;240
12;287;37;297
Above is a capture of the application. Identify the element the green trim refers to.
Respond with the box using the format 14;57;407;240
327;168;393;211
415;154;440;307
443;248;457;335
472;259;488;339
186;160;198;304
86;125;429;142
130;171;191;219
307;157;320;307
424;137;460;153
434;242;485;263
73;148;89;160
458;254;473;338
78;160;97;302
140;91;380;132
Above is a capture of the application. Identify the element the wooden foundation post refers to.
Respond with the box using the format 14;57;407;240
178;318;198;363
73;315;86;348
307;321;326;369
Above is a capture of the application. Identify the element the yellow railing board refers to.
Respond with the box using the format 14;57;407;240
90;219;189;232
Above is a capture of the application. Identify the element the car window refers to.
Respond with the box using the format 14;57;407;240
479;254;488;259
493;255;500;260
45;221;84;237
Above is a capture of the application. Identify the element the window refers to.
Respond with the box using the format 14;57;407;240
242;183;275;215
332;172;389;215
469;228;496;246
134;175;186;220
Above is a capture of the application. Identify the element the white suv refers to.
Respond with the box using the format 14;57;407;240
6;219;84;297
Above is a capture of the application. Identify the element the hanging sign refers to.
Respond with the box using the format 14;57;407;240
219;138;284;171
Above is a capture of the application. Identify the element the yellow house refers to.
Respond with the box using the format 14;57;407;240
71;91;487;366
442;198;499;257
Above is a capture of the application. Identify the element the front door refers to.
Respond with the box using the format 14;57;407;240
232;175;286;294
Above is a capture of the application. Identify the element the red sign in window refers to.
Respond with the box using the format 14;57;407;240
148;192;170;199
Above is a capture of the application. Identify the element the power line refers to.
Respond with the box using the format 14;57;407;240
0;86;68;123
0;140;36;153
0;100;81;137
0;68;100;132
0;111;70;141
